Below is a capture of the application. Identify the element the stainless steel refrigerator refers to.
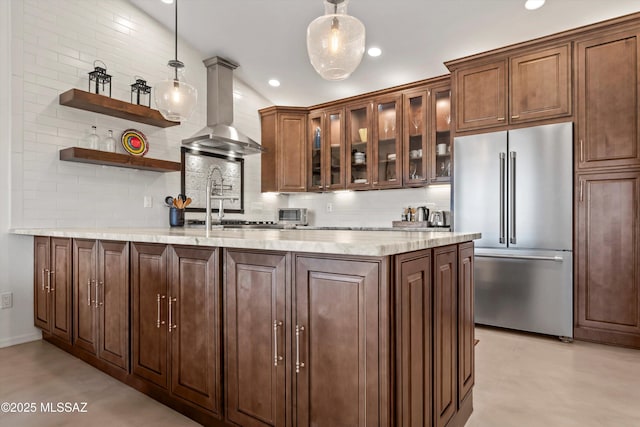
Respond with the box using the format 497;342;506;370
453;122;573;339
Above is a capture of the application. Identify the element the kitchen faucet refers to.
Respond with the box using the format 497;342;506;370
205;166;239;234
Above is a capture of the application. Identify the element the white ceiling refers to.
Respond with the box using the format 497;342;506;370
128;0;640;107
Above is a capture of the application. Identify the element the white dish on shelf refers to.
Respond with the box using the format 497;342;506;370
387;153;396;160
353;178;367;184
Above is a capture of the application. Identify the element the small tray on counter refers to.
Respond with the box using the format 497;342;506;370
392;221;430;228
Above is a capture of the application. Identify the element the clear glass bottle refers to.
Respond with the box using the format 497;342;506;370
99;129;117;152
79;125;100;150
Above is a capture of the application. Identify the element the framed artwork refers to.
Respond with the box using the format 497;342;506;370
181;147;244;213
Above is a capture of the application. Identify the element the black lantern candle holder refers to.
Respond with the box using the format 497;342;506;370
130;76;152;107
88;60;111;97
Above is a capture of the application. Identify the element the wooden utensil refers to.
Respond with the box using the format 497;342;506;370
183;197;192;208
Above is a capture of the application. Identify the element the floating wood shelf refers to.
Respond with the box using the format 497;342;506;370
59;147;181;173
59;89;179;128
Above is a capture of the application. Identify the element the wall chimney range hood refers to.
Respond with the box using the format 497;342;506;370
182;56;264;155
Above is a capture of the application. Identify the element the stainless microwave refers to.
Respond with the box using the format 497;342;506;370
277;208;308;225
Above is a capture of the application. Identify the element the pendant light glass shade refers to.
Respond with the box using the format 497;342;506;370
155;61;197;122
154;0;197;122
307;0;365;81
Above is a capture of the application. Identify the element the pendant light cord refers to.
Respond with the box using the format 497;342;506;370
174;0;178;62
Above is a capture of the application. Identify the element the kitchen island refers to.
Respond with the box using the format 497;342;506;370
14;227;480;427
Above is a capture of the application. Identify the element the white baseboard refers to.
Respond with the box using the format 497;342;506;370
0;331;42;348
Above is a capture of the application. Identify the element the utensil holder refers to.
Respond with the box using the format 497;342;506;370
169;207;184;227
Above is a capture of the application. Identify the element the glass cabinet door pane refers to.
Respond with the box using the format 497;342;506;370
327;111;344;188
405;94;427;184
433;89;452;181
349;106;369;186
375;100;401;187
309;115;323;189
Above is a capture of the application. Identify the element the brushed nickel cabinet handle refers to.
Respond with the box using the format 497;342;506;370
99;281;104;306
295;324;305;373
580;139;584;163
42;269;46;292
94;281;100;308
273;320;283;367
48;270;55;292
579;180;584;202
156;294;166;328
87;280;91;306
44;269;50;293
511;115;520;119
168;297;177;332
497;117;506;121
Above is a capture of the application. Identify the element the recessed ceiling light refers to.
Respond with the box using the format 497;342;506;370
268;79;281;87
161;0;173;4
367;47;382;57
524;0;545;10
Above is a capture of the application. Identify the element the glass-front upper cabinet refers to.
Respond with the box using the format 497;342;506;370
431;86;452;182
372;96;402;189
346;102;372;189
308;108;346;191
308;111;324;191
403;89;429;186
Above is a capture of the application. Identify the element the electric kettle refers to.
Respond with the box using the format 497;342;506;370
429;210;445;227
416;206;429;222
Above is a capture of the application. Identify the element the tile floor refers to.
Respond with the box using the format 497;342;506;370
1;327;639;426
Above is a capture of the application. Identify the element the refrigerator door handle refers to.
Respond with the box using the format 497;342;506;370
476;253;564;262
509;151;516;244
499;153;506;244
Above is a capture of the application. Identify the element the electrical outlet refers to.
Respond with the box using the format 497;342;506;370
326;202;333;213
1;292;12;309
143;196;153;208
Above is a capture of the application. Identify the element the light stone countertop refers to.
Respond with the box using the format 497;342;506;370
11;227;481;257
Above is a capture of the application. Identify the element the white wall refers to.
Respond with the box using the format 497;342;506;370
1;0;283;347
288;185;451;227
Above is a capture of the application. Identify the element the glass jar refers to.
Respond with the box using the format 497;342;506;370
99;129;117;152
79;125;99;149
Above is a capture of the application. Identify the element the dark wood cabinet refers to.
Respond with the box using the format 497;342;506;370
450;43;571;132
575;171;640;348
294;255;388;427
131;242;169;389
73;239;129;371
169;245;221;415
225;250;288;427
308;107;346;191
260;106;308;192
457;242;475;404
510;44;571;124
372;95;403;189
395;249;432;427
33;236;72;344
454;60;507;131
576;30;640;170
346;101;373;189
433;245;458;427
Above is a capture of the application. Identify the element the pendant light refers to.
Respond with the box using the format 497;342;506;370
306;0;366;81
154;0;197;122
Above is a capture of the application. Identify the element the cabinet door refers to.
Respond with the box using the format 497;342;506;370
170;246;221;414
457;242;474;405
510;44;571;123
346;102;372;189
403;90;429;186
455;60;507;131
433;245;458;427
395;250;432;427
430;85;452;182
34;236;50;332
225;250;288;427
308;111;324;191
278;113;307;192
325;108;346;190
577;31;640;169
50;238;72;343
294;255;384;427
576;172;640;348
98;241;129;371
131;243;169;388
73;239;98;355
373;95;402;188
